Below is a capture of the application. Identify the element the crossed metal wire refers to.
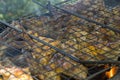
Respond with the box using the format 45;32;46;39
0;0;120;80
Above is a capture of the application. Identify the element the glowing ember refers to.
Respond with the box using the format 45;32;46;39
105;66;118;79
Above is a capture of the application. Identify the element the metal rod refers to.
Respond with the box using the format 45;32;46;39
85;67;111;80
53;5;120;33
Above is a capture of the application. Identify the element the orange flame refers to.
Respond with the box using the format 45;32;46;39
105;66;118;79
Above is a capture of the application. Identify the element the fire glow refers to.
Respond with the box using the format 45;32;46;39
105;66;118;79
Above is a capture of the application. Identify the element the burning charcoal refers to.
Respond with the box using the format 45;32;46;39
108;70;120;80
105;66;119;79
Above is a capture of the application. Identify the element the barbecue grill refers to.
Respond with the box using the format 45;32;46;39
0;0;120;80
